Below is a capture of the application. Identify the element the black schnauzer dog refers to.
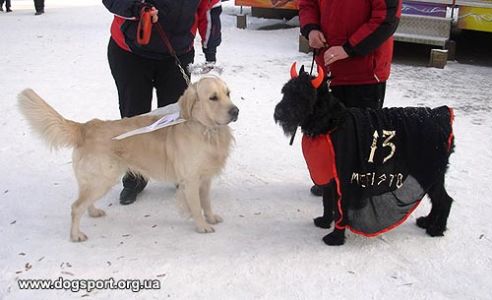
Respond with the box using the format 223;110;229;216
274;64;455;246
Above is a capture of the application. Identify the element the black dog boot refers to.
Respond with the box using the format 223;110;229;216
322;229;346;246
310;184;323;196
119;173;148;205
314;216;332;229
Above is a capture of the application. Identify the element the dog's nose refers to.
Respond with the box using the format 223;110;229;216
229;106;239;122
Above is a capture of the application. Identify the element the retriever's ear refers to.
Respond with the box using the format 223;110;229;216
179;84;198;120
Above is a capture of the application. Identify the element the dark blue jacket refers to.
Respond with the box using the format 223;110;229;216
103;0;201;59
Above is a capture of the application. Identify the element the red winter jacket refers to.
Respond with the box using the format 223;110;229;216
298;0;402;86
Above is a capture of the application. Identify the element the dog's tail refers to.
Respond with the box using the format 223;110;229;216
18;89;83;150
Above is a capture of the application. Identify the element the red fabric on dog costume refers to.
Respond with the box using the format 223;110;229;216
302;106;454;237
302;135;336;186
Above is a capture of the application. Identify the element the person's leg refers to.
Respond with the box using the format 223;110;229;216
375;82;386;108
107;38;155;204
203;5;223;62
5;0;11;12
108;38;155;117
331;82;386;109
155;49;194;107
34;0;44;14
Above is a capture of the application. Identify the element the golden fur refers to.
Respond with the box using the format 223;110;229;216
18;77;238;242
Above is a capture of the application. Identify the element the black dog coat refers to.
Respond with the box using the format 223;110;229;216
302;106;454;236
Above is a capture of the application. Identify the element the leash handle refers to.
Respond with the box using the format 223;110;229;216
137;7;152;45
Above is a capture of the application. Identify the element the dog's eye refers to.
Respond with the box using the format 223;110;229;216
226;91;230;97
209;95;218;101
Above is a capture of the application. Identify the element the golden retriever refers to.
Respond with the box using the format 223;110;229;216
18;76;238;242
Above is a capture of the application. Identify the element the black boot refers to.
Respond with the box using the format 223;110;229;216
310;184;323;196
119;172;148;205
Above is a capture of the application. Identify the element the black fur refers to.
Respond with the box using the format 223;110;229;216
274;70;347;138
274;69;454;246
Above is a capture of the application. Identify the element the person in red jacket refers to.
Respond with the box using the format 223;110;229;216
298;0;402;196
197;0;223;63
103;0;215;205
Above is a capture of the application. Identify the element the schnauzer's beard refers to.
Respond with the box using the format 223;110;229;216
277;120;298;137
274;103;305;137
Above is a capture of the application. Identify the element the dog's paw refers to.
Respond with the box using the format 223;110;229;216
196;223;215;233
205;214;223;224
416;216;430;229
71;231;88;242
418;216;446;237
426;225;445;237
322;232;345;246
314;216;332;229
88;208;106;218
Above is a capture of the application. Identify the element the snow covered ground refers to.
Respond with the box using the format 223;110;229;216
1;1;492;299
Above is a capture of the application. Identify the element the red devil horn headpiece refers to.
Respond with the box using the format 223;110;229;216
290;62;325;89
290;62;298;79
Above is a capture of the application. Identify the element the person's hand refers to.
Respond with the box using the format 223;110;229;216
149;7;158;23
271;0;291;7
308;30;327;49
324;46;349;66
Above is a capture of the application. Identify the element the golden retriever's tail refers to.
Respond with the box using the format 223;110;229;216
18;89;83;150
